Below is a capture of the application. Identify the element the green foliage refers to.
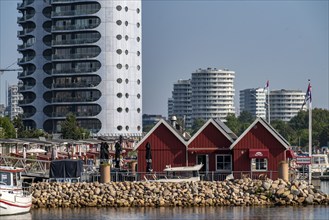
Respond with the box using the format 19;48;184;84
60;113;90;140
191;118;206;135
225;111;255;136
0;116;16;138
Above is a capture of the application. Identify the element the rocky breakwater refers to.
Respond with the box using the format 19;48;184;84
31;178;328;208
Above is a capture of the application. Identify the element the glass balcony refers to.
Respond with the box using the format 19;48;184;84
21;112;35;119
52;9;99;17
52;81;99;89
18;98;34;105
18;56;35;64
50;97;99;103
17;13;35;22
17;0;34;9
17;42;34;50
52;37;100;46
52;53;99;60
18;84;34;92
17;28;34;37
52;24;99;32
52;67;99;75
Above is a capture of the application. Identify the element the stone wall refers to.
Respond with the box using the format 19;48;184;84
31;178;329;208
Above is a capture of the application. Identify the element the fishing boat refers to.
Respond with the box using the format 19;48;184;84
145;164;203;182
0;166;32;216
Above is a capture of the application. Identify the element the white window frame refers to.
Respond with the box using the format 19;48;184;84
251;158;268;171
215;154;232;172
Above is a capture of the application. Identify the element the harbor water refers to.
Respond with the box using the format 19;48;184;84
3;206;329;220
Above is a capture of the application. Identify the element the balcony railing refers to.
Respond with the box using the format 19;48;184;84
18;84;34;91
52;9;98;17
17;28;34;36
18;42;34;50
52;82;98;89
17;13;34;22
18;56;35;64
18;98;34;105
50;97;99;103
21;112;35;119
18;70;35;77
17;0;34;9
52;67;99;75
52;38;99;46
52;53;98;60
50;111;97;117
52;24;99;31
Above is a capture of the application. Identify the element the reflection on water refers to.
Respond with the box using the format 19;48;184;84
31;206;329;220
2;212;32;220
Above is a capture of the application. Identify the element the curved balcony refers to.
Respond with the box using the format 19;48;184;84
52;53;99;61
49;97;100;103
52;23;100;32
17;28;35;37
52;81;100;89
52;37;100;46
51;67;99;75
18;98;35;105
18;84;35;92
17;56;35;65
52;9;100;18
17;0;34;10
17;12;35;23
21;112;36;119
17;42;34;51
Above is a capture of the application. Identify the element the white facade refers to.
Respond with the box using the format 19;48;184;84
8;85;24;120
191;68;235;122
17;0;142;136
240;88;266;119
172;79;192;129
269;89;306;122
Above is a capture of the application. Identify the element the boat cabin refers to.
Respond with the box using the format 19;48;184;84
0;166;24;188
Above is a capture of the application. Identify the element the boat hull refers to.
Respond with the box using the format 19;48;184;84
0;191;32;216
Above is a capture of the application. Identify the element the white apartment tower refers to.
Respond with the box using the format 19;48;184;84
172;79;192;129
240;88;266;119
8;85;24;120
17;0;142;136
191;68;235;122
269;89;306;122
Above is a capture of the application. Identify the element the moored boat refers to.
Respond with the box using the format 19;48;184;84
0;166;32;216
145;164;203;182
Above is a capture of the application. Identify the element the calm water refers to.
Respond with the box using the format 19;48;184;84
3;206;328;220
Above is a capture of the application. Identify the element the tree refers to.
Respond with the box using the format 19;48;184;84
0;116;16;138
225;113;239;135
191;118;205;135
61;113;89;140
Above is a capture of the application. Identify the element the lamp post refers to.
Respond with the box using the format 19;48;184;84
15;128;18;139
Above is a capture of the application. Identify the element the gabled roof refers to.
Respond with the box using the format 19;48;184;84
133;119;187;151
187;118;237;145
229;117;290;150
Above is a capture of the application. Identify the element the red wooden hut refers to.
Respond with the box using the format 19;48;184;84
134;119;188;173
230;117;291;179
187;119;237;173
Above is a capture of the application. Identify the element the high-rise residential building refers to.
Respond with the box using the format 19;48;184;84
17;0;142;136
240;88;266;119
191;68;235;122
269;89;306;122
167;98;173;119
8;85;24;120
169;67;235;126
172;79;192;129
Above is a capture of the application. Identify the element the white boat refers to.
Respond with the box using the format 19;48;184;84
311;154;329;175
145;164;203;182
0;166;32;216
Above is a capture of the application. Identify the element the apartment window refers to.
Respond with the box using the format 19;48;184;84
216;155;232;172
116;6;122;11
251;158;268;171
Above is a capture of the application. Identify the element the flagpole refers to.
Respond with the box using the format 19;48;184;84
268;84;270;124
308;80;312;185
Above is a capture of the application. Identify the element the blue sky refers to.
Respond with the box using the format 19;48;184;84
1;0;328;116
